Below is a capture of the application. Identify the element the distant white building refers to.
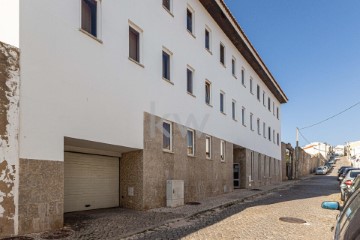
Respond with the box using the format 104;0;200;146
303;142;330;159
333;145;345;156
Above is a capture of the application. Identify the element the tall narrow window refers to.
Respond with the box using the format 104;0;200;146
241;69;245;86
187;68;193;94
232;101;236;120
263;91;265;106
220;43;225;65
277;133;280;146
162;50;171;80
268;127;271;141
232;58;236;76
268;97;271;111
206;136;211;159
257;118;261;135
263;122;266;138
205;81;211;105
205;28;210;50
273;102;275;116
242;107;246;126
163;121;172;151
277;107;279;119
220;140;226;161
163;0;171;11
250;151;254;180
257;85;260;101
81;0;98;37
129;27;140;62
250;113;254;131
187;129;195;156
250;78;253;94
187;9;193;33
273;130;276;143
220;92;225;113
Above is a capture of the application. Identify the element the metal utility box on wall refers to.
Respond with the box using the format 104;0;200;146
166;180;184;207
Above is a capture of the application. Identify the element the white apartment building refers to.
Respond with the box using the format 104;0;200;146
0;0;287;236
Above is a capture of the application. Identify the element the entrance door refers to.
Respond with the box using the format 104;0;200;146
233;163;240;188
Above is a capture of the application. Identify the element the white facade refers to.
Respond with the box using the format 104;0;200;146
0;0;19;47
16;0;286;162
303;142;330;159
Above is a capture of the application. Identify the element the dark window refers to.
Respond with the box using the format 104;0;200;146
242;108;245;125
232;102;236;120
232;59;235;75
257;85;260;100
187;9;193;33
257;119;261;135
187;68;193;94
187;130;195;155
268;127;271;141
129;27;140;62
206;136;211;159
162;51;170;80
205;29;210;50
163;0;170;11
220;44;225;64
268;97;271;111
277;107;279;119
250;114;253;130
241;69;245;85
277;133;280;145
250;78;253;93
163;122;172;150
205;82;211;104
81;0;97;37
220;92;225;113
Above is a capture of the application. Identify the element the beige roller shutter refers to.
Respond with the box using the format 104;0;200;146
64;152;119;213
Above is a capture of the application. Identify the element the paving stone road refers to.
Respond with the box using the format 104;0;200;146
127;162;342;240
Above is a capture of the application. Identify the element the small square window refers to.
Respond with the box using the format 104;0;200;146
81;0;98;37
162;50;171;81
187;67;194;94
220;140;226;161
205;81;212;105
163;121;172;151
220;43;225;65
206;136;211;159
187;129;195;156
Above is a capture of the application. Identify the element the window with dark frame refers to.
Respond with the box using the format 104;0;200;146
162;51;171;80
220;44;225;65
81;0;97;37
206;136;211;159
187;9;193;33
187;68;193;94
205;29;210;50
129;27;140;62
205;81;211;105
163;121;172;151
220;92;225;113
163;0;171;11
187;130;195;156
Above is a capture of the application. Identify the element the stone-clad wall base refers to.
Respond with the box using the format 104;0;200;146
18;159;64;234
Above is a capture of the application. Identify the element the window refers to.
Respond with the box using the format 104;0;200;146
81;0;98;37
268;97;271;111
268;127;271;141
220;43;225;65
241;68;245;86
263;91;265;106
277;107;279;119
263;122;266;138
273;102;275;116
232;58;236;76
163;121;172;151
257;118;261;135
232;100;236;120
187;67;194;94
250;113;254;131
205;81;211;105
242;107;246;126
187;8;193;34
250;78;253;94
257;85;260;101
250;151;254;180
273;130;276;143
162;50;171;81
163;0;171;12
277;133;280;146
187;129;195;156
129;26;140;62
205;28;211;51
220;140;226;161
220;91;225;113
206;136;211;159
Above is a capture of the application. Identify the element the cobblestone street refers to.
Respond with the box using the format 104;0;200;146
128;166;341;239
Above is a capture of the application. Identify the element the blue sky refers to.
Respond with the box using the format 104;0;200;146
224;0;360;147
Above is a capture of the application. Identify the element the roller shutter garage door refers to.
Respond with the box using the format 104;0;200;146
64;152;119;213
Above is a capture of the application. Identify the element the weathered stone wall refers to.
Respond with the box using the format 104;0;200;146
142;112;233;209
0;41;20;237
119;150;144;210
281;143;288;181
18;159;63;235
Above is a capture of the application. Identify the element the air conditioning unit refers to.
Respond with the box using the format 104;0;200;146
166;180;184;208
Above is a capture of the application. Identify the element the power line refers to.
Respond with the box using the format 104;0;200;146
300;100;360;130
298;129;312;144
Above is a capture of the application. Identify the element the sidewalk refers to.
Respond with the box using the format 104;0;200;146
21;177;312;240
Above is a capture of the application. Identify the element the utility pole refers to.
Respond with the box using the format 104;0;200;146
294;127;299;180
